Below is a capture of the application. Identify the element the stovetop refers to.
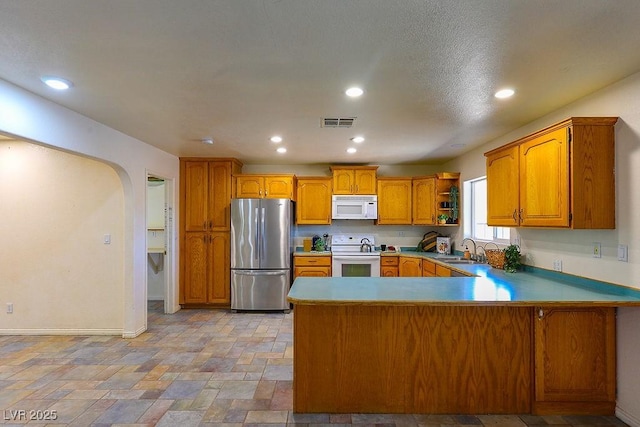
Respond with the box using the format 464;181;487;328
331;234;379;255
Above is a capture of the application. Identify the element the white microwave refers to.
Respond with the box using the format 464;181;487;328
331;195;378;220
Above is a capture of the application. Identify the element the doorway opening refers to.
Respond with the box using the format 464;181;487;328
146;173;177;315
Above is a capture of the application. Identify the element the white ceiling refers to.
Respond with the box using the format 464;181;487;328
2;1;640;165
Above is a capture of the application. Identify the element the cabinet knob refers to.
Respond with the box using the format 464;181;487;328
512;210;517;223
519;209;524;222
538;308;544;320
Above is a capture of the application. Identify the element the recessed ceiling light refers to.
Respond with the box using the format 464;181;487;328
350;136;365;143
270;136;282;143
201;138;214;145
347;147;357;154
276;147;287;154
345;87;364;97
41;76;73;90
495;88;515;99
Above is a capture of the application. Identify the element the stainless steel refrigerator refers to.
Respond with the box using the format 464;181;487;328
230;198;292;311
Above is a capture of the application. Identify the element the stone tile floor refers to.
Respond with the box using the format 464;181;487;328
0;302;629;426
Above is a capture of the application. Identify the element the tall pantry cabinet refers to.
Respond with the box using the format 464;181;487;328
180;158;242;306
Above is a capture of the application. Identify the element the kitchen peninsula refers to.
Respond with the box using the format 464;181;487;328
287;262;640;415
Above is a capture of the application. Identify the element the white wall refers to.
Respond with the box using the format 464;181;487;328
0;79;180;337
1;141;124;332
442;71;640;425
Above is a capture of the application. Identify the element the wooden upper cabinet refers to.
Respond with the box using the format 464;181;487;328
183;159;241;231
235;174;296;199
534;306;616;414
296;177;332;225
330;166;378;194
412;176;436;225
377;177;412;225
486;145;520;226
519;127;570;227
485;117;618;229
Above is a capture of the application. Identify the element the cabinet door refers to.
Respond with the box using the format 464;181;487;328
435;264;451;277
208;232;230;304
399;257;422;277
422;259;436;277
534;307;616;412
296;178;332;225
412;177;436;225
377;178;412;225
182;232;208;303
236;176;264;198
209;162;232;230
520;128;570;227
264;176;293;199
486;146;520;227
381;266;398;277
354;169;377;194
332;169;355;194
294;267;331;278
183;161;209;231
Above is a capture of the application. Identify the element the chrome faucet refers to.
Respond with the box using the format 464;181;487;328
461;238;477;260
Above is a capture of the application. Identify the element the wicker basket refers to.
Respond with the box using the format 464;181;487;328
484;242;505;269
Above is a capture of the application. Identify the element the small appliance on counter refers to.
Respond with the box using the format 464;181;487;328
436;237;451;255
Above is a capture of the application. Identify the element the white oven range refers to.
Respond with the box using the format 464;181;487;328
331;234;381;277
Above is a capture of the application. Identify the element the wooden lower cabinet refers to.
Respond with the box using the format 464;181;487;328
422;259;436;277
533;306;616;415
294;255;331;278
399;257;422;277
435;264;452;277
182;231;230;304
380;256;399;277
293;304;532;413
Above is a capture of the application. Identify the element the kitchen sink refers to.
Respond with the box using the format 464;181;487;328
434;255;463;261
443;259;481;265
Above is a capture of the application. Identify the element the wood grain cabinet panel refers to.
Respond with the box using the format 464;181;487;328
330;166;378;194
180;158;241;306
380;256;399;277
485;117;618;228
236;174;296;199
533;306;616;415
295;177;332;225
377;178;412;225
399;257;422;277
294;255;331;278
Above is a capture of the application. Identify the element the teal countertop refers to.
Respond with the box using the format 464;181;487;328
288;252;640;306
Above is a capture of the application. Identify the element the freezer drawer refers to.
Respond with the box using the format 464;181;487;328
231;269;290;311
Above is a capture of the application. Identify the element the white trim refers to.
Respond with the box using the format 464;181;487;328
122;325;147;339
0;328;122;336
617;406;640;427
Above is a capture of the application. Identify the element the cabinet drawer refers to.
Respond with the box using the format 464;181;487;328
381;256;399;266
294;256;331;267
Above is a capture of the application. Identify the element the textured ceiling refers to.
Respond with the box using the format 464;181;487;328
1;0;640;165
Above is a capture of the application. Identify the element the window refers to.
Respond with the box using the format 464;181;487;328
464;177;510;242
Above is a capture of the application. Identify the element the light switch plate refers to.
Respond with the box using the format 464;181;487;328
618;244;628;262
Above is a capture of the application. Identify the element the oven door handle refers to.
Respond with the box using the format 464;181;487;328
332;255;380;262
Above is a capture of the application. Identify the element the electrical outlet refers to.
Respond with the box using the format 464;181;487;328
553;259;563;271
397;231;405;237
592;242;602;258
514;236;521;247
7;303;13;314
104;234;111;244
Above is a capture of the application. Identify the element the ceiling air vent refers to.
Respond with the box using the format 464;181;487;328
321;117;356;128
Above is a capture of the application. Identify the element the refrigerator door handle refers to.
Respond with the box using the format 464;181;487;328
254;207;260;261
233;270;288;276
260;207;266;260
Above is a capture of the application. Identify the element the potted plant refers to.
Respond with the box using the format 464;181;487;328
503;244;522;273
437;214;448;225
